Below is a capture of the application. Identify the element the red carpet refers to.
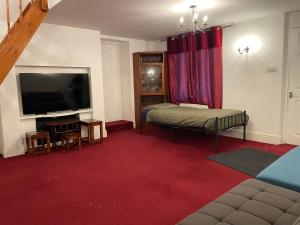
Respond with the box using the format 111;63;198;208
0;130;294;225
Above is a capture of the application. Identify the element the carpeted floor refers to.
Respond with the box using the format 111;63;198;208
0;130;295;225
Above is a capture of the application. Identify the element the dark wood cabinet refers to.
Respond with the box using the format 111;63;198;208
133;52;169;130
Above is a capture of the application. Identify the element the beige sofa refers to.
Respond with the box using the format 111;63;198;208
177;179;300;225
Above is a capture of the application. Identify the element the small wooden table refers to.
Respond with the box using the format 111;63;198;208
25;131;51;156
79;119;103;145
61;132;81;151
47;118;80;150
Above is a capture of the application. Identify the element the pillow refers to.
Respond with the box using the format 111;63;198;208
145;103;177;110
179;103;208;109
293;217;300;225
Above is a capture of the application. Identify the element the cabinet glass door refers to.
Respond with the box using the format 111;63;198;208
141;65;163;94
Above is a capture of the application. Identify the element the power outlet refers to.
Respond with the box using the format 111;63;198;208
267;67;278;73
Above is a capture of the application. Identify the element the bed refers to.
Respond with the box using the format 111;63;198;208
141;103;248;152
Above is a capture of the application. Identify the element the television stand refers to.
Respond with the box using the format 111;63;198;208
46;118;80;150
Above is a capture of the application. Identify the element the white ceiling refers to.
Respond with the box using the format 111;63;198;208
45;0;300;40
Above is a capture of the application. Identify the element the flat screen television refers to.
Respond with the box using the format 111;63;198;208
19;73;91;115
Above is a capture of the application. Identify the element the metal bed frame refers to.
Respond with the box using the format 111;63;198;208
141;110;247;152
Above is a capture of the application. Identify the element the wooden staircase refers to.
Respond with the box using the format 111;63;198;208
0;0;49;85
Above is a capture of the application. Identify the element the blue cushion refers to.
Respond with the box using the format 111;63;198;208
257;146;300;192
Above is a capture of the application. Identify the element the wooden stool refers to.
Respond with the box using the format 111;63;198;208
61;132;81;151
79;119;103;145
47;118;80;150
25;131;51;156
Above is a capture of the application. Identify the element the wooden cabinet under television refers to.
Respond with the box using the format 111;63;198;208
133;52;169;130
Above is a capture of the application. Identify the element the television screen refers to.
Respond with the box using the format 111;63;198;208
19;73;91;115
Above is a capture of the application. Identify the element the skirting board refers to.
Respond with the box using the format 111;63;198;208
221;129;282;145
1;130;108;158
133;121;281;145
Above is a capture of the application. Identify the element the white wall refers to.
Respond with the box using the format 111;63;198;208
0;23;168;158
149;14;287;144
0;20;6;41
0;8;289;157
101;35;166;126
0;23;105;158
48;0;62;9
288;11;300;29
222;14;286;144
0;19;5;154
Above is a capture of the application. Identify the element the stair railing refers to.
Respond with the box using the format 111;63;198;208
5;0;23;33
3;0;47;33
6;0;10;33
0;0;48;85
2;0;48;43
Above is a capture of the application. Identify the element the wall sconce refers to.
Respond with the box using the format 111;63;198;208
234;35;262;55
237;47;250;55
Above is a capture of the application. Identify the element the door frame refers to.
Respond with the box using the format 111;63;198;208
282;13;300;144
101;40;124;122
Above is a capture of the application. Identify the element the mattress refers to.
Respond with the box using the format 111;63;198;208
257;146;300;192
144;104;248;131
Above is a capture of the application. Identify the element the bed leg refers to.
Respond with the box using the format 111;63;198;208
243;111;246;142
214;117;219;153
243;124;246;142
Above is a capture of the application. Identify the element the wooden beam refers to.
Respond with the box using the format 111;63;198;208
0;1;48;85
41;0;49;11
33;0;49;11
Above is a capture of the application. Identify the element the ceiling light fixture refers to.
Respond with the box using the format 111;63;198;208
172;0;216;13
179;5;209;32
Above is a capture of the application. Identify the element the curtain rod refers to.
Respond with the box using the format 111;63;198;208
161;22;236;41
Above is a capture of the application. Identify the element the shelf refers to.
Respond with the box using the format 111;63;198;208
20;109;93;120
133;51;168;130
141;93;166;96
140;63;163;66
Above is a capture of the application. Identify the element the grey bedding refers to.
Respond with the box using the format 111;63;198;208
144;104;248;131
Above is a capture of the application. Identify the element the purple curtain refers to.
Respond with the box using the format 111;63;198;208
167;27;223;109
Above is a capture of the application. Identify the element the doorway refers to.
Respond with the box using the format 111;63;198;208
286;28;300;145
101;41;124;122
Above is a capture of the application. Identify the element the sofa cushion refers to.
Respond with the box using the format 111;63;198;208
257;146;300;192
293;217;300;225
176;179;300;225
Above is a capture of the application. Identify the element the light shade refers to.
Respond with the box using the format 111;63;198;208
179;17;185;24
